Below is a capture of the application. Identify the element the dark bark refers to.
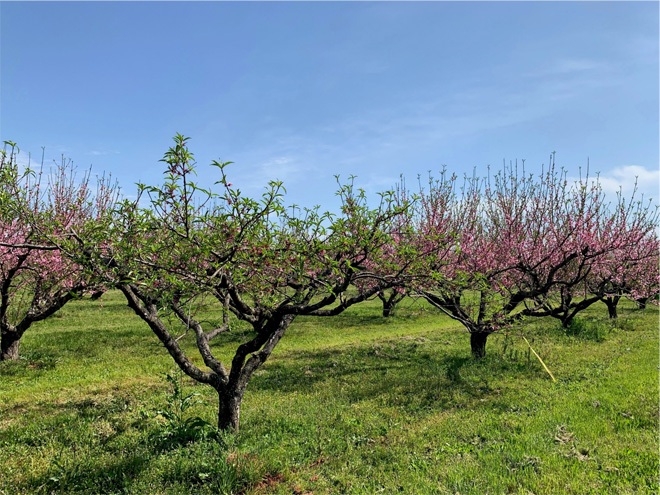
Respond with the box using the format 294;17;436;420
378;290;405;318
216;315;294;433
0;328;20;361
118;283;222;385
217;387;243;433
418;290;495;359
603;296;620;319
90;290;105;300
121;282;300;434
0;268;82;361
214;316;294;432
606;303;617;319
636;298;647;310
524;293;601;328
470;332;489;359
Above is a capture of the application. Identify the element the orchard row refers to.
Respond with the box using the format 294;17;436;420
1;136;657;432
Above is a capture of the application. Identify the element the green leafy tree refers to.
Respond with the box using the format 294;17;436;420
68;135;415;432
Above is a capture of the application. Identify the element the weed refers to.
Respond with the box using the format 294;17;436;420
149;370;220;448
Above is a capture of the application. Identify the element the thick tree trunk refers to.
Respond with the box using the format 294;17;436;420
606;303;617;319
0;330;21;361
604;296;620;319
560;313;574;328
217;389;243;433
378;290;404;318
470;332;489;359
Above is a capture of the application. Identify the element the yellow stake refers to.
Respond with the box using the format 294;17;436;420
521;336;557;382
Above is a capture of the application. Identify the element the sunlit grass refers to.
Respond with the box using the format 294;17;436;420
1;292;657;494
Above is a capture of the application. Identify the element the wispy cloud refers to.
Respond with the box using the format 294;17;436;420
12;149;45;173
569;165;659;204
254;156;304;184
217;149;324;199
523;58;608;78
209;43;653;209
596;165;659;203
87;150;120;156
359;173;401;198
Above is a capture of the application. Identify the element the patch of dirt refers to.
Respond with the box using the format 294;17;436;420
554;425;575;444
508;456;541;473
242;473;284;494
564;446;590;462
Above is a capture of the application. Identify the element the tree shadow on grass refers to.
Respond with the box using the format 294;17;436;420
248;338;534;417
298;312;400;328
445;355;471;383
0;349;60;378
25;429;259;495
31;450;153;495
206;311;402;350
23;416;241;495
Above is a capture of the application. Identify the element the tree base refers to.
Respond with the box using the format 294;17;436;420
470;332;488;359
218;392;242;433
0;336;20;361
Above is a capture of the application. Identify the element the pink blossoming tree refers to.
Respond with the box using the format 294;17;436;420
0;142;117;360
411;157;654;358
524;181;658;325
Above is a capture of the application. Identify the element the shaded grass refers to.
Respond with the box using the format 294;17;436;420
0;292;657;494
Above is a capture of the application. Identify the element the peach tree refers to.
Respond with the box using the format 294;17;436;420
71;135;416;432
0;141;116;360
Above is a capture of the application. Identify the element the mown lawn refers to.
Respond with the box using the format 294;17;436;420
0;291;657;494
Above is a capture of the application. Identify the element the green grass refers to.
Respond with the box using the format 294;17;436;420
0;292;657;494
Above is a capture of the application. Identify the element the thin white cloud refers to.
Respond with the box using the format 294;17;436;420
597;165;659;202
311;58;619;158
256;156;302;184
87;150;120;156
523;58;608;78
11;149;42;174
570;165;659;205
222;153;322;197
207;46;652;210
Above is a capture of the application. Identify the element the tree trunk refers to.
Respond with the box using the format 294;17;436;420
607;303;617;319
0;330;21;361
470;332;489;359
378;290;404;318
90;290;105;301
604;296;620;319
217;389;243;433
636;298;647;310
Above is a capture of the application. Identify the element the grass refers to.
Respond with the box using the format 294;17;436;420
0;292;657;494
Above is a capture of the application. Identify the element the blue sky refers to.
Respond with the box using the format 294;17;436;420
1;1;658;210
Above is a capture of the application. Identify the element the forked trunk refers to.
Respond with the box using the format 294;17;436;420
604;296;620;319
378;290;404;318
0;329;21;361
470;332;489;359
560;314;574;328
